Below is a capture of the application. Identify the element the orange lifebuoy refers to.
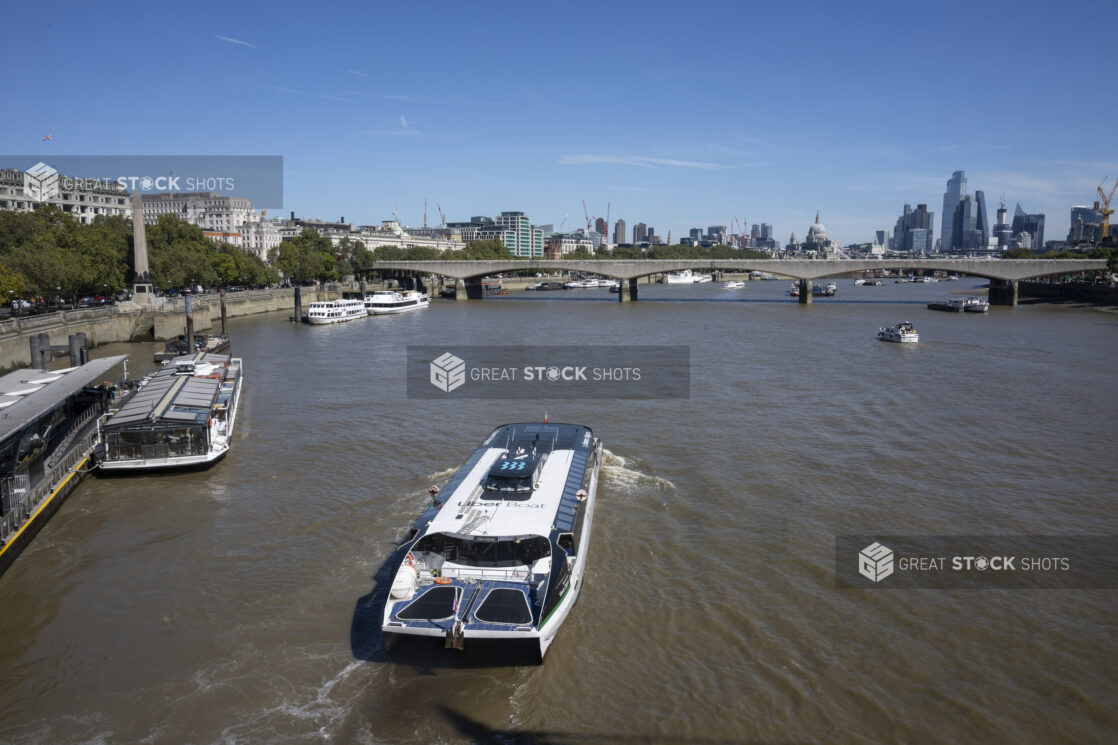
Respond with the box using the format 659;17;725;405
405;552;415;567
434;577;452;584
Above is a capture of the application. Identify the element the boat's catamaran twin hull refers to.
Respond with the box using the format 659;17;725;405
382;422;602;660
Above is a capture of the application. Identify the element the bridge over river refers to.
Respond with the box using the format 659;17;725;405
372;258;1108;305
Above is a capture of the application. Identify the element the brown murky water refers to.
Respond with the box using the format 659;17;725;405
1;280;1115;744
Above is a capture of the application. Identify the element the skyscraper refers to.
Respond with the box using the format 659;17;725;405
1067;206;1098;244
892;203;934;254
633;222;648;243
974;191;989;248
950;191;989;253
1011;204;1045;249
941;170;966;254
614;218;626;244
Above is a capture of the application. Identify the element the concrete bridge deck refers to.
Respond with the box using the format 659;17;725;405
373;258;1108;305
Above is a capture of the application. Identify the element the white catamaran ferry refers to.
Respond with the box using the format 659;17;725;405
363;290;429;315
95;353;243;471
382;422;603;661
305;299;367;324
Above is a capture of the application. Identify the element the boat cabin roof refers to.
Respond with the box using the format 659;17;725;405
426;423;595;541
102;353;237;431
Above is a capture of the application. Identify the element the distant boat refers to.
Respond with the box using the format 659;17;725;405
877;322;919;343
787;282;800;297
962;297;990;313
664;269;713;284
723;280;746;288
364;290;429;315
927;298;965;312
306;299;367;324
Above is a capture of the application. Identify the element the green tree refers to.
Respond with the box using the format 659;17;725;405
268;228;337;283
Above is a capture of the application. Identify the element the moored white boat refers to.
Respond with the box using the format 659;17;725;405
305;299;367;324
877;322;919;343
364;290;429;315
96;352;243;471
962;297;990;313
382;422;602;662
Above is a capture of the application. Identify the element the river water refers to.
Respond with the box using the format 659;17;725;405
0;279;1115;745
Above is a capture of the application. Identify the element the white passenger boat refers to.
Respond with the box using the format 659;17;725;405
382;422;603;662
962;297;990;313
877;322;919;343
96;353;243;471
723;280;746;288
664;269;713;284
305;299;367;324
364;290;429;315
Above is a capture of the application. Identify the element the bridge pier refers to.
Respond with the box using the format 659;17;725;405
455;278;485;300
618;278;639;302
799;278;812;304
989;279;1018;307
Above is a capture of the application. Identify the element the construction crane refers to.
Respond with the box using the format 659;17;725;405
1096;178;1118;239
424;198;428;228
437;203;446;227
582;200;592;232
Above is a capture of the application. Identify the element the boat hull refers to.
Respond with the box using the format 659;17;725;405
366;300;429;315
305;313;366;324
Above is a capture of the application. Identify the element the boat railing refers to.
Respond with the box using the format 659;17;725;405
439;566;531;583
1;428;98;545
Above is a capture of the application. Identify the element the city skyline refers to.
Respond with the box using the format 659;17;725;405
4;0;1116;247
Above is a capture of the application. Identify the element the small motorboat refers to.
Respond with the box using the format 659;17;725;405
877;322;919;343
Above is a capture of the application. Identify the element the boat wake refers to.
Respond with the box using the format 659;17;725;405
425;466;458;482
600;449;675;491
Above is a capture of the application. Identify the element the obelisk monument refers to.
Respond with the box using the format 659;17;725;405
132;192;155;304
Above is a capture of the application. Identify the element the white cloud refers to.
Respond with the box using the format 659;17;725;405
363;129;423;137
560;154;731;171
347;70;367;77
400;115;408;128
215;35;256;48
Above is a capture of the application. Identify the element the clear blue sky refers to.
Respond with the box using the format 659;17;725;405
4;0;1116;246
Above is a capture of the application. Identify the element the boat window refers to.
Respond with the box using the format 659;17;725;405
474;589;532;625
412;533;550;567
482;473;533;499
396;586;459;621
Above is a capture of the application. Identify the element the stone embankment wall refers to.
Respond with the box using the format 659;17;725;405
0;286;345;372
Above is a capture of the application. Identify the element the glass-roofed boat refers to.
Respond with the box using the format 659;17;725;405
95;352;243;471
382;422;602;662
